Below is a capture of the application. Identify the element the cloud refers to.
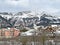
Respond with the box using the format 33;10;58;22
0;0;30;12
0;0;60;16
28;0;60;15
4;0;29;7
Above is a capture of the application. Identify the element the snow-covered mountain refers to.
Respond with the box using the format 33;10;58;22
0;11;60;28
0;11;40;28
14;11;41;18
0;12;13;20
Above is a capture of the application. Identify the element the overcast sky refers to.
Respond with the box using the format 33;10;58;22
0;0;60;16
